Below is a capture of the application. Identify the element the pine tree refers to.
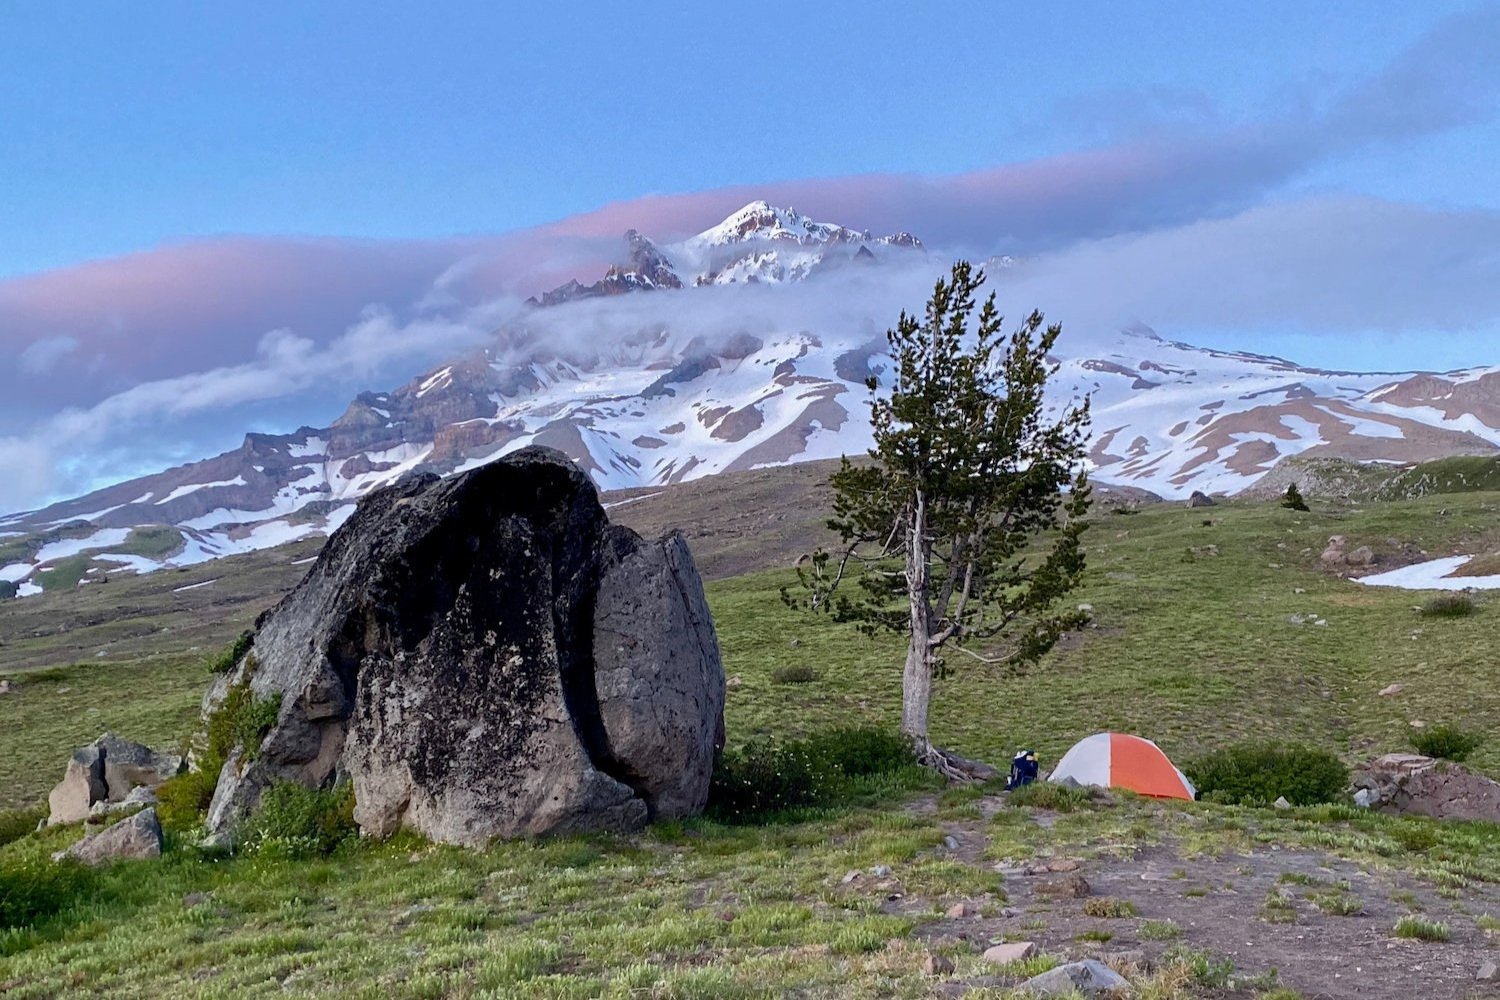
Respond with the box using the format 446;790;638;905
784;261;1092;779
1282;482;1309;511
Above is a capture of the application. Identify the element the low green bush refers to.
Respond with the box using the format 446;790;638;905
1186;743;1347;806
154;769;221;833
800;727;913;778
771;665;818;684
1412;724;1483;762
707;726;917;823
208;631;255;674
1419;593;1475;618
0;856;95;930
242;781;357;859
0;806;46;849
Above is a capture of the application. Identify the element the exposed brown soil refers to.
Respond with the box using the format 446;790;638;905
888;794;1500;999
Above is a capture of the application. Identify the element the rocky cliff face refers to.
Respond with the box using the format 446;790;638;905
202;446;725;846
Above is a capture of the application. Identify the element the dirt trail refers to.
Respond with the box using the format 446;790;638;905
901;794;1500;999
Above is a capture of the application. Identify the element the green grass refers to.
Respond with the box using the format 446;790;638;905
4;489;1500;995
1392;915;1451;941
715;491;1500;776
118;526;185;561
1375;455;1500;500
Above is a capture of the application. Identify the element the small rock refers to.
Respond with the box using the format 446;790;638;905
1034;873;1091;899
182;892;211;909
1273;796;1292;810
787;638;800;648
1000;906;1020;918
870;865;891;877
1045;858;1080;872
942;835;959;850
1076;603;1093;614
726;674;743;689
1478;959;1499;981
1020;959;1129;997
0;679;11;695
923;952;955;977
945;902;975;919
1347;545;1376;567
983;941;1038;964
1378;684;1404;697
57;807;163;865
841;870;862;884
394;904;434;926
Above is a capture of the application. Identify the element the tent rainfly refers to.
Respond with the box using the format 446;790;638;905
1048;733;1196;800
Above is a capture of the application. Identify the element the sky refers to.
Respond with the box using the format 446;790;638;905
1;2;1499;511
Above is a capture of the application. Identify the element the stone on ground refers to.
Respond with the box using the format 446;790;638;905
982;941;1038;964
57;807;164;865
47;733;183;825
47;744;106;825
1351;753;1500;822
922;952;955;976
1020;958;1129;996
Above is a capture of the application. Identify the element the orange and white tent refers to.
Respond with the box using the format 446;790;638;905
1048;733;1196;800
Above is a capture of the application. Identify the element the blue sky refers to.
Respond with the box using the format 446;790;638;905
1;1;1492;276
1;2;1498;511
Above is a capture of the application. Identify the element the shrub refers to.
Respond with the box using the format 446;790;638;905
242;781;357;859
707;740;833;821
0;856;95;930
771;664;818;685
1412;724;1483;762
208;631;255;674
1186;743;1347;807
799;727;914;778
1419;593;1474;618
1082;896;1137;918
161;669;281;832
1281;483;1309;512
707;726;915;822
0;806;46;849
154;769;221;833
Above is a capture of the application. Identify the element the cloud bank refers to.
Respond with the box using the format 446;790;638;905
2;5;1499;512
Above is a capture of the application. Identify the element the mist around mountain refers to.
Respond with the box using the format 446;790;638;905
1;201;1496;596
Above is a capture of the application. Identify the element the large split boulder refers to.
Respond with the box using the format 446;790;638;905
47;733;183;825
1351;753;1500;822
202;447;725;847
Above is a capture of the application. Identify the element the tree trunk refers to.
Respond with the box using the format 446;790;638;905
900;489;932;744
901;489;998;784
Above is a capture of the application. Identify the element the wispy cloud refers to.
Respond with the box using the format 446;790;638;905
1;6;1498;512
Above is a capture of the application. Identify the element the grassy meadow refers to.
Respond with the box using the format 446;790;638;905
2;485;1499;998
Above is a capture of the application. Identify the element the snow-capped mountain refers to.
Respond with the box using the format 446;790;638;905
529;200;924;305
2;201;1497;596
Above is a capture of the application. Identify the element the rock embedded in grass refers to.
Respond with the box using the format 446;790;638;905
55;806;163;865
981;941;1037;964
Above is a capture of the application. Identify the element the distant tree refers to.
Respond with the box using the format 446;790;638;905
1282;482;1309;512
784;261;1092;779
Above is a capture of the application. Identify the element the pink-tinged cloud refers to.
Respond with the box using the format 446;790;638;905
4;2;1497;422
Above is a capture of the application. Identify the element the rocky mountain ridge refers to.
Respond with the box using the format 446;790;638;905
2;202;1496;596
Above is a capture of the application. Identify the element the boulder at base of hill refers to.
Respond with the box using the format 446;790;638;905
47;734;183;825
1351;754;1500;822
1186;491;1216;508
55;807;163;865
1021;959;1129;996
201;447;725;848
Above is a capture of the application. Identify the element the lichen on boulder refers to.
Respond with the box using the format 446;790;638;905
198;446;725;847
